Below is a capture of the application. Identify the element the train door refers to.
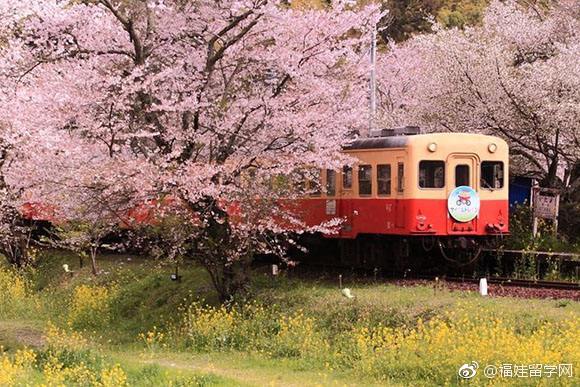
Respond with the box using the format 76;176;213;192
338;166;355;238
395;157;405;228
446;154;479;232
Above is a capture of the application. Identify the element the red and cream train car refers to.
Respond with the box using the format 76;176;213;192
299;131;509;246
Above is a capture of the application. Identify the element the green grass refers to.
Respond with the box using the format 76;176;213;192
0;250;578;386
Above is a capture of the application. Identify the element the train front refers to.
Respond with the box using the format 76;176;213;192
405;133;509;243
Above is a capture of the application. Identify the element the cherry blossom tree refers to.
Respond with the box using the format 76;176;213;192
377;0;579;189
1;0;379;300
0;1;50;267
0;149;36;268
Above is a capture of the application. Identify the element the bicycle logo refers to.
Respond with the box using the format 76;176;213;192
448;186;480;222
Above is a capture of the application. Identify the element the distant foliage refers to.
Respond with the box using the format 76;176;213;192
379;0;579;188
558;201;580;245
507;204;578;253
437;0;489;28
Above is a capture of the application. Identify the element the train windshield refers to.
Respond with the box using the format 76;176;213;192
419;161;445;188
481;161;504;189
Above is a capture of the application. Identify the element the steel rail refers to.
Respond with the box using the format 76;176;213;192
439;276;579;290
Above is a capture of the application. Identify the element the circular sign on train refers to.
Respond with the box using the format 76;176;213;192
448;186;480;222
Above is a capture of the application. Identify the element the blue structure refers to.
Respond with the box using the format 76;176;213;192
509;176;532;210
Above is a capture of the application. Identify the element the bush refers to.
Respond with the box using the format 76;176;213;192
174;301;279;352
507;204;579;253
68;285;113;330
167;299;580;385
0;345;127;387
343;308;579;384
0;267;38;319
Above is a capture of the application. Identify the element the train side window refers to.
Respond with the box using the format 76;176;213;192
326;169;336;196
419;161;445;188
377;164;391;195
397;162;404;192
358;165;372;196
342;166;353;189
455;165;470;187
309;169;321;196
481;161;504;189
295;171;306;193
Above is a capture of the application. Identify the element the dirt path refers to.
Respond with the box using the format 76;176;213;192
0;320;45;349
135;352;385;387
0;320;386;386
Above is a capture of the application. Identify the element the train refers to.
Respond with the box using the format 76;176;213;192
295;127;509;270
21;126;510;272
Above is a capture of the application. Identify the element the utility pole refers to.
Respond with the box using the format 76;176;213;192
369;25;377;132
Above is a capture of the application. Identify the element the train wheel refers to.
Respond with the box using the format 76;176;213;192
421;236;436;252
438;238;482;271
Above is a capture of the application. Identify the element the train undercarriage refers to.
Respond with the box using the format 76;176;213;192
294;233;504;277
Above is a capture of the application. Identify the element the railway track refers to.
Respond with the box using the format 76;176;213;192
435;276;579;291
283;263;579;299
286;262;579;291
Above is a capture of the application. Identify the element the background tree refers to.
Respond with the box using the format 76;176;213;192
377;0;579;189
0;1;47;268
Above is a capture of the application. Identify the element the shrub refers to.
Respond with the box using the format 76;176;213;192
0;267;38;318
0;348;37;385
269;310;329;360
68;285;113;329
168;298;580;385
139;325;167;355
345;308;579;384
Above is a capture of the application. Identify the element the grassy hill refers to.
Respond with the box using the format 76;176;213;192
0;250;578;386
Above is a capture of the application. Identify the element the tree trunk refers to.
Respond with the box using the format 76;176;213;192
543;155;560;188
1;235;31;268
89;246;98;275
189;197;252;304
210;259;250;304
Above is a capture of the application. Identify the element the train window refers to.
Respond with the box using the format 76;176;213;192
455;165;470;187
295;171;306;193
343;166;353;189
481;161;504;189
397;162;404;192
419;161;445;188
326;169;336;196
377;165;391;195
358;165;372;196
309;169;321;196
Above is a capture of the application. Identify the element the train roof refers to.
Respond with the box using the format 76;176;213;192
344;136;409;150
344;132;507;151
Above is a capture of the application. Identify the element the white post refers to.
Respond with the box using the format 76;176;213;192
479;278;488;296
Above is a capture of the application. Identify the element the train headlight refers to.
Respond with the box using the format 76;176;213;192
488;143;497;153
427;142;437;152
